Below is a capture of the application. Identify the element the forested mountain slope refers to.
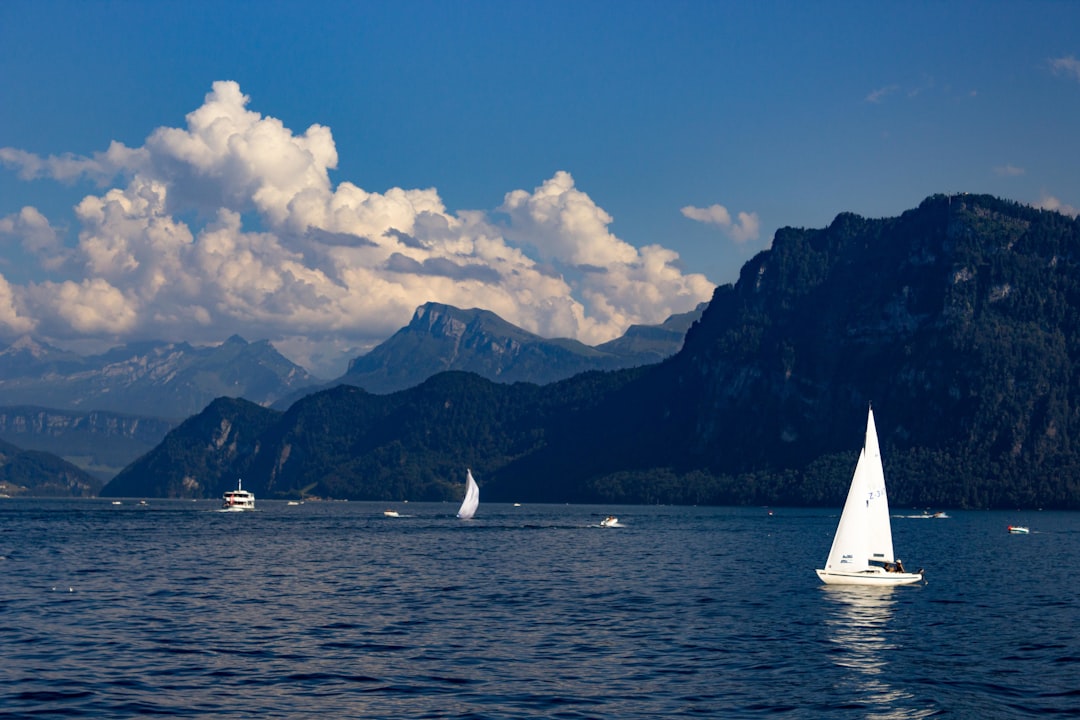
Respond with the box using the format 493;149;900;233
107;195;1080;509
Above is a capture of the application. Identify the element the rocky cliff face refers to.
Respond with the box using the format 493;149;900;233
660;195;1079;492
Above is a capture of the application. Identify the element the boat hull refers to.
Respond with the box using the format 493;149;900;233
815;568;923;586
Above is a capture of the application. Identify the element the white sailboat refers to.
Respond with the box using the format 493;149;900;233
456;468;479;520
816;407;924;586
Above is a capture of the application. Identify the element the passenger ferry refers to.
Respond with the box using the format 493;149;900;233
222;479;255;511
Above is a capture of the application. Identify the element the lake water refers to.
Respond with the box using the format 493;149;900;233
1;499;1076;718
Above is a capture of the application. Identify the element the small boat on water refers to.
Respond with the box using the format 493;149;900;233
221;478;255;511
383;510;401;518
1007;525;1030;534
816;406;924;586
600;515;619;528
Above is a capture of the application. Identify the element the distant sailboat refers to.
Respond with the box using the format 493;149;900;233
456;468;479;520
816;407;924;586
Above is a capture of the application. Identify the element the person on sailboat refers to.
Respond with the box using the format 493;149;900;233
895;559;906;573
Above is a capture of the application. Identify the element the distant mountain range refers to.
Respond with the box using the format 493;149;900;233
102;193;1080;509
0;303;702;493
0;335;318;418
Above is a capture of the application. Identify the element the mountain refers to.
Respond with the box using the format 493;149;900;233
0;407;177;481
104;194;1080;509
103;369;637;501
0;436;101;497
0;335;320;419
103;396;281;498
333;302;704;395
594;305;704;358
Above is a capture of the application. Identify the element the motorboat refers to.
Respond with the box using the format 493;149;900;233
383;510;401;518
221;478;255;511
600;515;619;527
1007;525;1029;534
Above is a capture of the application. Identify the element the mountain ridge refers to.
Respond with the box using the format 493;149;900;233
105;193;1080;509
336;301;703;394
0;335;320;418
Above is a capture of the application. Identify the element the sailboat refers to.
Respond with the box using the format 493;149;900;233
816;406;924;586
456;468;479;520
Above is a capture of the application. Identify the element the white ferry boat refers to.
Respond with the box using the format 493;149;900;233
221;479;255;511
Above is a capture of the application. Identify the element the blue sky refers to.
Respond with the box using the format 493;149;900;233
1;1;1078;376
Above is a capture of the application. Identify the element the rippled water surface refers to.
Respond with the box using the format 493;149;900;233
1;500;1076;718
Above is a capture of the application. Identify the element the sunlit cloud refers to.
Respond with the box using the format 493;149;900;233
0;81;715;375
681;203;761;244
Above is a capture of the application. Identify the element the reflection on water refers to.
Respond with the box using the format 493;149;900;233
823;587;933;719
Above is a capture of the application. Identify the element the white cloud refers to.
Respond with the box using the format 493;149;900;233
1050;56;1080;83
0;275;35;335
0;81;715;376
994;164;1025;177
26;278;139;334
865;85;899;103
499;171;638;267
1035;195;1079;218
0;207;69;270
0;141;143;184
681;203;761;244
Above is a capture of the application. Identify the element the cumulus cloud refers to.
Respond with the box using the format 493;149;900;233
0;81;715;375
1050;56;1080;83
0;142;143;184
0;207;69;270
681;203;761;244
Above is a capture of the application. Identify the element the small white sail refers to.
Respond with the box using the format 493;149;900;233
456;468;479;520
816;406;922;586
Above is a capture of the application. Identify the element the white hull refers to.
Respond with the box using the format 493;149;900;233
221;478;254;511
816;568;924;586
817;407;924;586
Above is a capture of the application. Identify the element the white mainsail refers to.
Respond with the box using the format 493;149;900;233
817;407;921;585
456;468;479;520
823;407;894;572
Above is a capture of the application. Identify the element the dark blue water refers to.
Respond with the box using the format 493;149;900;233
1;500;1076;718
